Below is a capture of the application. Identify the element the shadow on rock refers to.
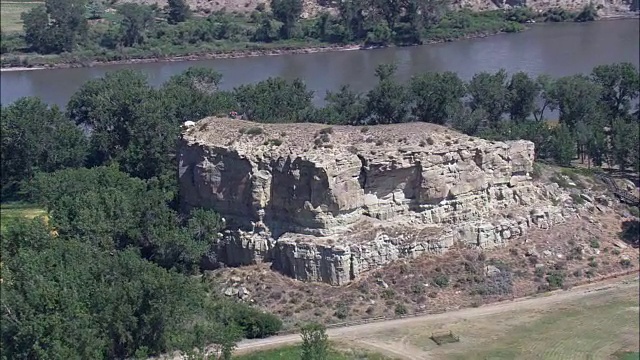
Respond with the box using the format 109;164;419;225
619;220;640;248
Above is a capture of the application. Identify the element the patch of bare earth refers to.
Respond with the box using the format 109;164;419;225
207;207;638;332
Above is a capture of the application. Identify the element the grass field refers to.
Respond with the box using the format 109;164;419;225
234;343;394;360
351;283;640;360
0;202;46;232
614;352;640;360
0;1;43;33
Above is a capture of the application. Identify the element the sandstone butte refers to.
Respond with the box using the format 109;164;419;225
179;117;570;286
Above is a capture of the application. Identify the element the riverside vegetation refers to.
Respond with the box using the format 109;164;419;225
0;0;600;67
1;62;638;359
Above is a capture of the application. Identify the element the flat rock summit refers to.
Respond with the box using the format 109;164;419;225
179;117;567;285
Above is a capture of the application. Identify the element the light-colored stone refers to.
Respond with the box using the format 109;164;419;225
581;194;594;203
179;118;567;285
485;265;501;276
223;287;239;296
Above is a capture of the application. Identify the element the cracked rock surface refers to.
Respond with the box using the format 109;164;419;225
179;118;566;285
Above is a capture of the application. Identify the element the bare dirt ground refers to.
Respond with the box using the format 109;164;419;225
236;274;640;359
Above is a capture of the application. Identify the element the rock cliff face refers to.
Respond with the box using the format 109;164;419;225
454;0;635;12
179;118;566;285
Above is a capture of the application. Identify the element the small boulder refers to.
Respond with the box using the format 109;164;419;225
485;265;501;276
224;287;239;297
580;194;594;203
543;250;552;257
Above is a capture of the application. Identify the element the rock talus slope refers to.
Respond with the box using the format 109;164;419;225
179;118;566;285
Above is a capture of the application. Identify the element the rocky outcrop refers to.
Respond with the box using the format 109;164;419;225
179;118;567;285
454;0;636;13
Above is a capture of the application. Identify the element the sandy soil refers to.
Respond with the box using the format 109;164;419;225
235;274;640;358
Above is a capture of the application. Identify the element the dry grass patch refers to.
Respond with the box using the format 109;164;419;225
0;1;43;33
354;282;639;360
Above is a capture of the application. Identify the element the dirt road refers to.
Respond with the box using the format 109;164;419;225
235;274;640;355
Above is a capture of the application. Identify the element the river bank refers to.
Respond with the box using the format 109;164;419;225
3;7;637;73
0;28;516;72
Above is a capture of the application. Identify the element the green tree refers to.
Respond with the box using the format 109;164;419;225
233;77;314;122
574;3;597;22
532;74;557;122
550;74;603;130
365;22;392;46
167;0;190;24
591;62;640;121
66;70;153;170
410;71;466;125
44;0;89;52
467;69;510;125
611;119;639;171
586;125;607;167
270;0;303;39
117;3;155;47
86;0;105;19
0;220;242;359
160;67;234;123
300;322;329;360
507;72;539;122
365;63;410;124
1;97;86;200
323;85;366;125
22;0;87;53
549;124;575;166
21;6;52;53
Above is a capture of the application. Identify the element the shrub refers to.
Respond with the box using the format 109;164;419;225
545;270;565;289
333;303;349;319
476;271;513;296
245;127;264;136
612;248;621;255
411;283;425;295
589;238;600;249
433;274;450;288
620;258;632;268
394;303;407;316
381;289;395;299
263;138;283;146
573;269;582;277
231;307;283;338
360;126;369;133
534;266;545;278
319;127;333;135
588;260;598;268
570;193;585;205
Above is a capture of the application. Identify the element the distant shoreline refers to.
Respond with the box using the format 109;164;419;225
1;14;637;73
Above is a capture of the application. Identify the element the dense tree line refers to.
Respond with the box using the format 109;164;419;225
1;0;598;65
1;62;637;358
0;68;280;359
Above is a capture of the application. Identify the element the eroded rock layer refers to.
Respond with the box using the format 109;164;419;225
179;118;566;285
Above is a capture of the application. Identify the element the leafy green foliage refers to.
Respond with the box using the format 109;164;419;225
468;69;510;125
0;220;242;359
301;322;329;360
271;0;303;39
167;0;191;24
21;0;88;53
433;274;450;288
365;64;410;124
233;78;314;123
5;2;549;67
410;71;466;124
1;98;87;200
